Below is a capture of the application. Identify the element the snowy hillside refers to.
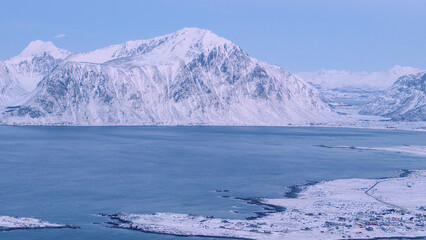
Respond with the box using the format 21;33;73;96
1;28;334;126
360;72;426;121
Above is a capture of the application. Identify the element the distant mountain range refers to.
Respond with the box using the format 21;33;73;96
360;72;426;121
298;66;422;91
298;67;425;122
297;66;423;106
0;28;334;126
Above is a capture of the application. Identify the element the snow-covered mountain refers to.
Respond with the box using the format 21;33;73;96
0;40;72;108
1;28;334;126
360;72;426;121
297;66;422;106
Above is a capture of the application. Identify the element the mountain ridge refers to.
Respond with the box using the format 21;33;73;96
1;28;335;125
66;28;233;65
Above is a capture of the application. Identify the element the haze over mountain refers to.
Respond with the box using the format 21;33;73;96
0;28;334;126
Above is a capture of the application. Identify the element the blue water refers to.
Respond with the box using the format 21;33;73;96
0;126;425;240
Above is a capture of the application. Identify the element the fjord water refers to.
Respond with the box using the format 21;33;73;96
1;126;425;240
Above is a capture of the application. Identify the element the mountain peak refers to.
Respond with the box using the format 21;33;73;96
173;27;218;39
7;40;71;63
171;27;230;46
22;40;57;55
176;27;212;34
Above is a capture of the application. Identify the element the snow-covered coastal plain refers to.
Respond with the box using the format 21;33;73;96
104;170;426;239
0;216;77;231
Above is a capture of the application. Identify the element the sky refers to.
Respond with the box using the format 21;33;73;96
0;0;425;72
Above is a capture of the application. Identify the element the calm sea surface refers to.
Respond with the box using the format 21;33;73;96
0;126;425;239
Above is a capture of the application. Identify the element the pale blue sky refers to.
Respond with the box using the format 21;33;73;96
1;0;425;72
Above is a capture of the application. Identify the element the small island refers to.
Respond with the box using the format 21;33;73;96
0;216;78;231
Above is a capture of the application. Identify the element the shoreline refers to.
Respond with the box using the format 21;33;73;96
102;170;426;240
0;123;425;134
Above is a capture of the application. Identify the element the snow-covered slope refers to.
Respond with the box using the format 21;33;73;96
360;72;426;121
0;62;26;107
1;28;334;126
0;41;72;109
